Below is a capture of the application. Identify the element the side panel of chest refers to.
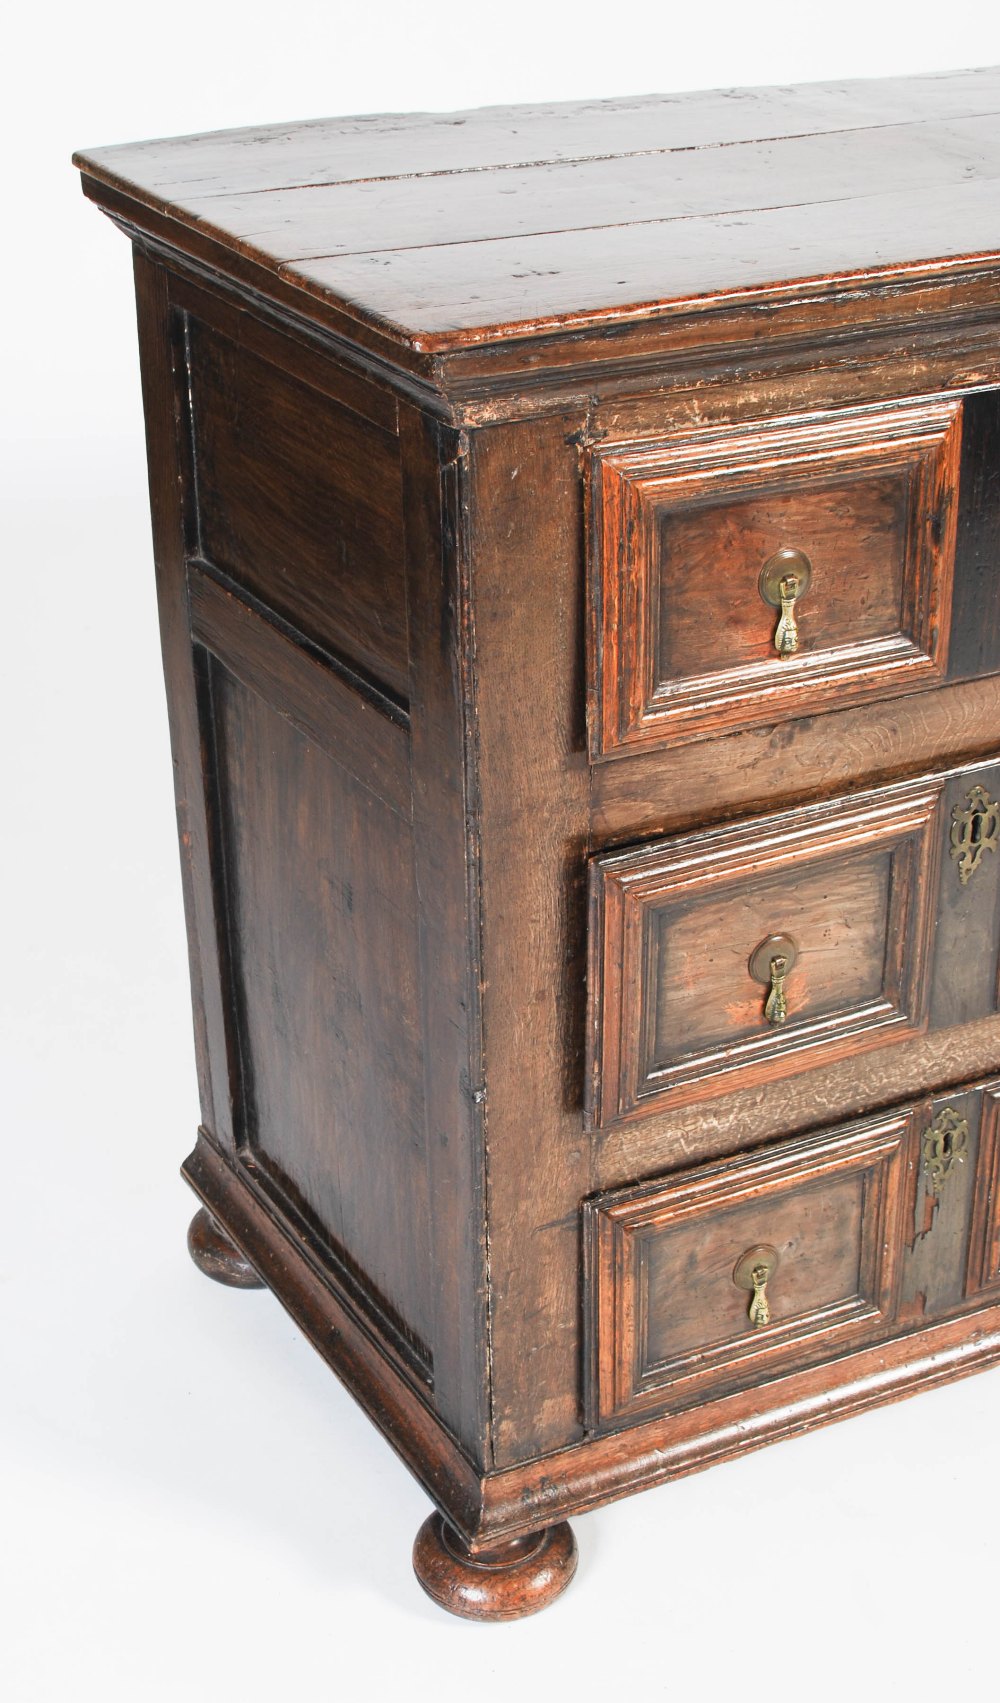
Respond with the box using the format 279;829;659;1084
134;258;490;1456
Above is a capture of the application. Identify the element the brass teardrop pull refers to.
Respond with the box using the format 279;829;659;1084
733;1244;780;1330
748;1265;771;1327
764;954;788;1025
749;934;799;1027
774;577;801;655
759;548;813;658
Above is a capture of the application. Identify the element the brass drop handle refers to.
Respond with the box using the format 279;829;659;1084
749;933;798;1027
774;577;801;656
759;548;813;658
734;1244;780;1330
765;955;788;1025
749;1265;771;1327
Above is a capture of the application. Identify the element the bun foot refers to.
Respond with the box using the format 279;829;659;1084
412;1512;577;1621
187;1208;265;1289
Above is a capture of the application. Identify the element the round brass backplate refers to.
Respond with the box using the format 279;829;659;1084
758;547;813;608
733;1243;780;1292
749;933;798;986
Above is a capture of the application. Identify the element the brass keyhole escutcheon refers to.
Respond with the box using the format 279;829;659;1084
759;548;813;657
923;1107;969;1197
734;1244;780;1329
950;785;1000;885
749;934;798;1027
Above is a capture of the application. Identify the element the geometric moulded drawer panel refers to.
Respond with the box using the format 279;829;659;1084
584;1107;911;1428
586;772;944;1127
587;398;962;756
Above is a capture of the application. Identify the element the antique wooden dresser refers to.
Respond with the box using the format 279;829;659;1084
75;67;1000;1619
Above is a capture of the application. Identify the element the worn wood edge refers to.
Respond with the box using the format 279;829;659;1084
76;160;1000;353
473;1301;1000;1543
591;675;1000;846
398;405;494;1460
77;170;416;357
77;169;1000;420
443;293;1000;423
182;1131;489;1536
79;174;449;399
168;266;400;436
584;1108;912;1429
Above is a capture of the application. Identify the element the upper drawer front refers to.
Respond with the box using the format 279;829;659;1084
585;1107;910;1429
587;759;1000;1127
587;398;962;756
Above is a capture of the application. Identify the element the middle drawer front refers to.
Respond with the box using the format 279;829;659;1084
587;759;1000;1127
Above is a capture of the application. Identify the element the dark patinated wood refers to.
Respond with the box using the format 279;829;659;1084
899;1086;983;1323
588;399;962;754
587;771;944;1123
75;70;1000;354
187;1207;265;1288
586;1106;911;1427
76;70;1000;1620
187;321;408;697
185;1111;1000;1547
967;1087;1000;1297
412;1515;577;1621
590;675;1000;847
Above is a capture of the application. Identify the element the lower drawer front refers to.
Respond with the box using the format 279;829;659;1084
586;1110;909;1428
586;1079;1000;1431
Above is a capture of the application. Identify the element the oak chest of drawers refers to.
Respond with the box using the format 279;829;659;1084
75;67;1000;1619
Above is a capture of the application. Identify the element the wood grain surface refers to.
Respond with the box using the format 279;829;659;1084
188;318;408;696
75;69;1000;350
586;1108;910;1425
588;398;961;754
206;661;433;1377
587;774;943;1123
78;77;1000;1614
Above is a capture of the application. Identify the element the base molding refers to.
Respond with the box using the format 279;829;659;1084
182;1133;488;1539
184;1130;1000;1551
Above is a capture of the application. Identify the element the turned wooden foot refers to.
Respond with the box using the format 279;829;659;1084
187;1208;265;1289
412;1512;577;1621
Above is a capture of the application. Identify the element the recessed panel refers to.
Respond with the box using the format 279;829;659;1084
188;319;408;696
585;1110;910;1427
650;848;893;1067
588;398;962;754
207;661;432;1379
587;774;943;1125
656;473;908;682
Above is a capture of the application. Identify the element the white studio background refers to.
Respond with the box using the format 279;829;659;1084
4;7;1000;1701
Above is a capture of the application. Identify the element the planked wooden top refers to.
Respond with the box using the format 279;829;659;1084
75;69;1000;356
